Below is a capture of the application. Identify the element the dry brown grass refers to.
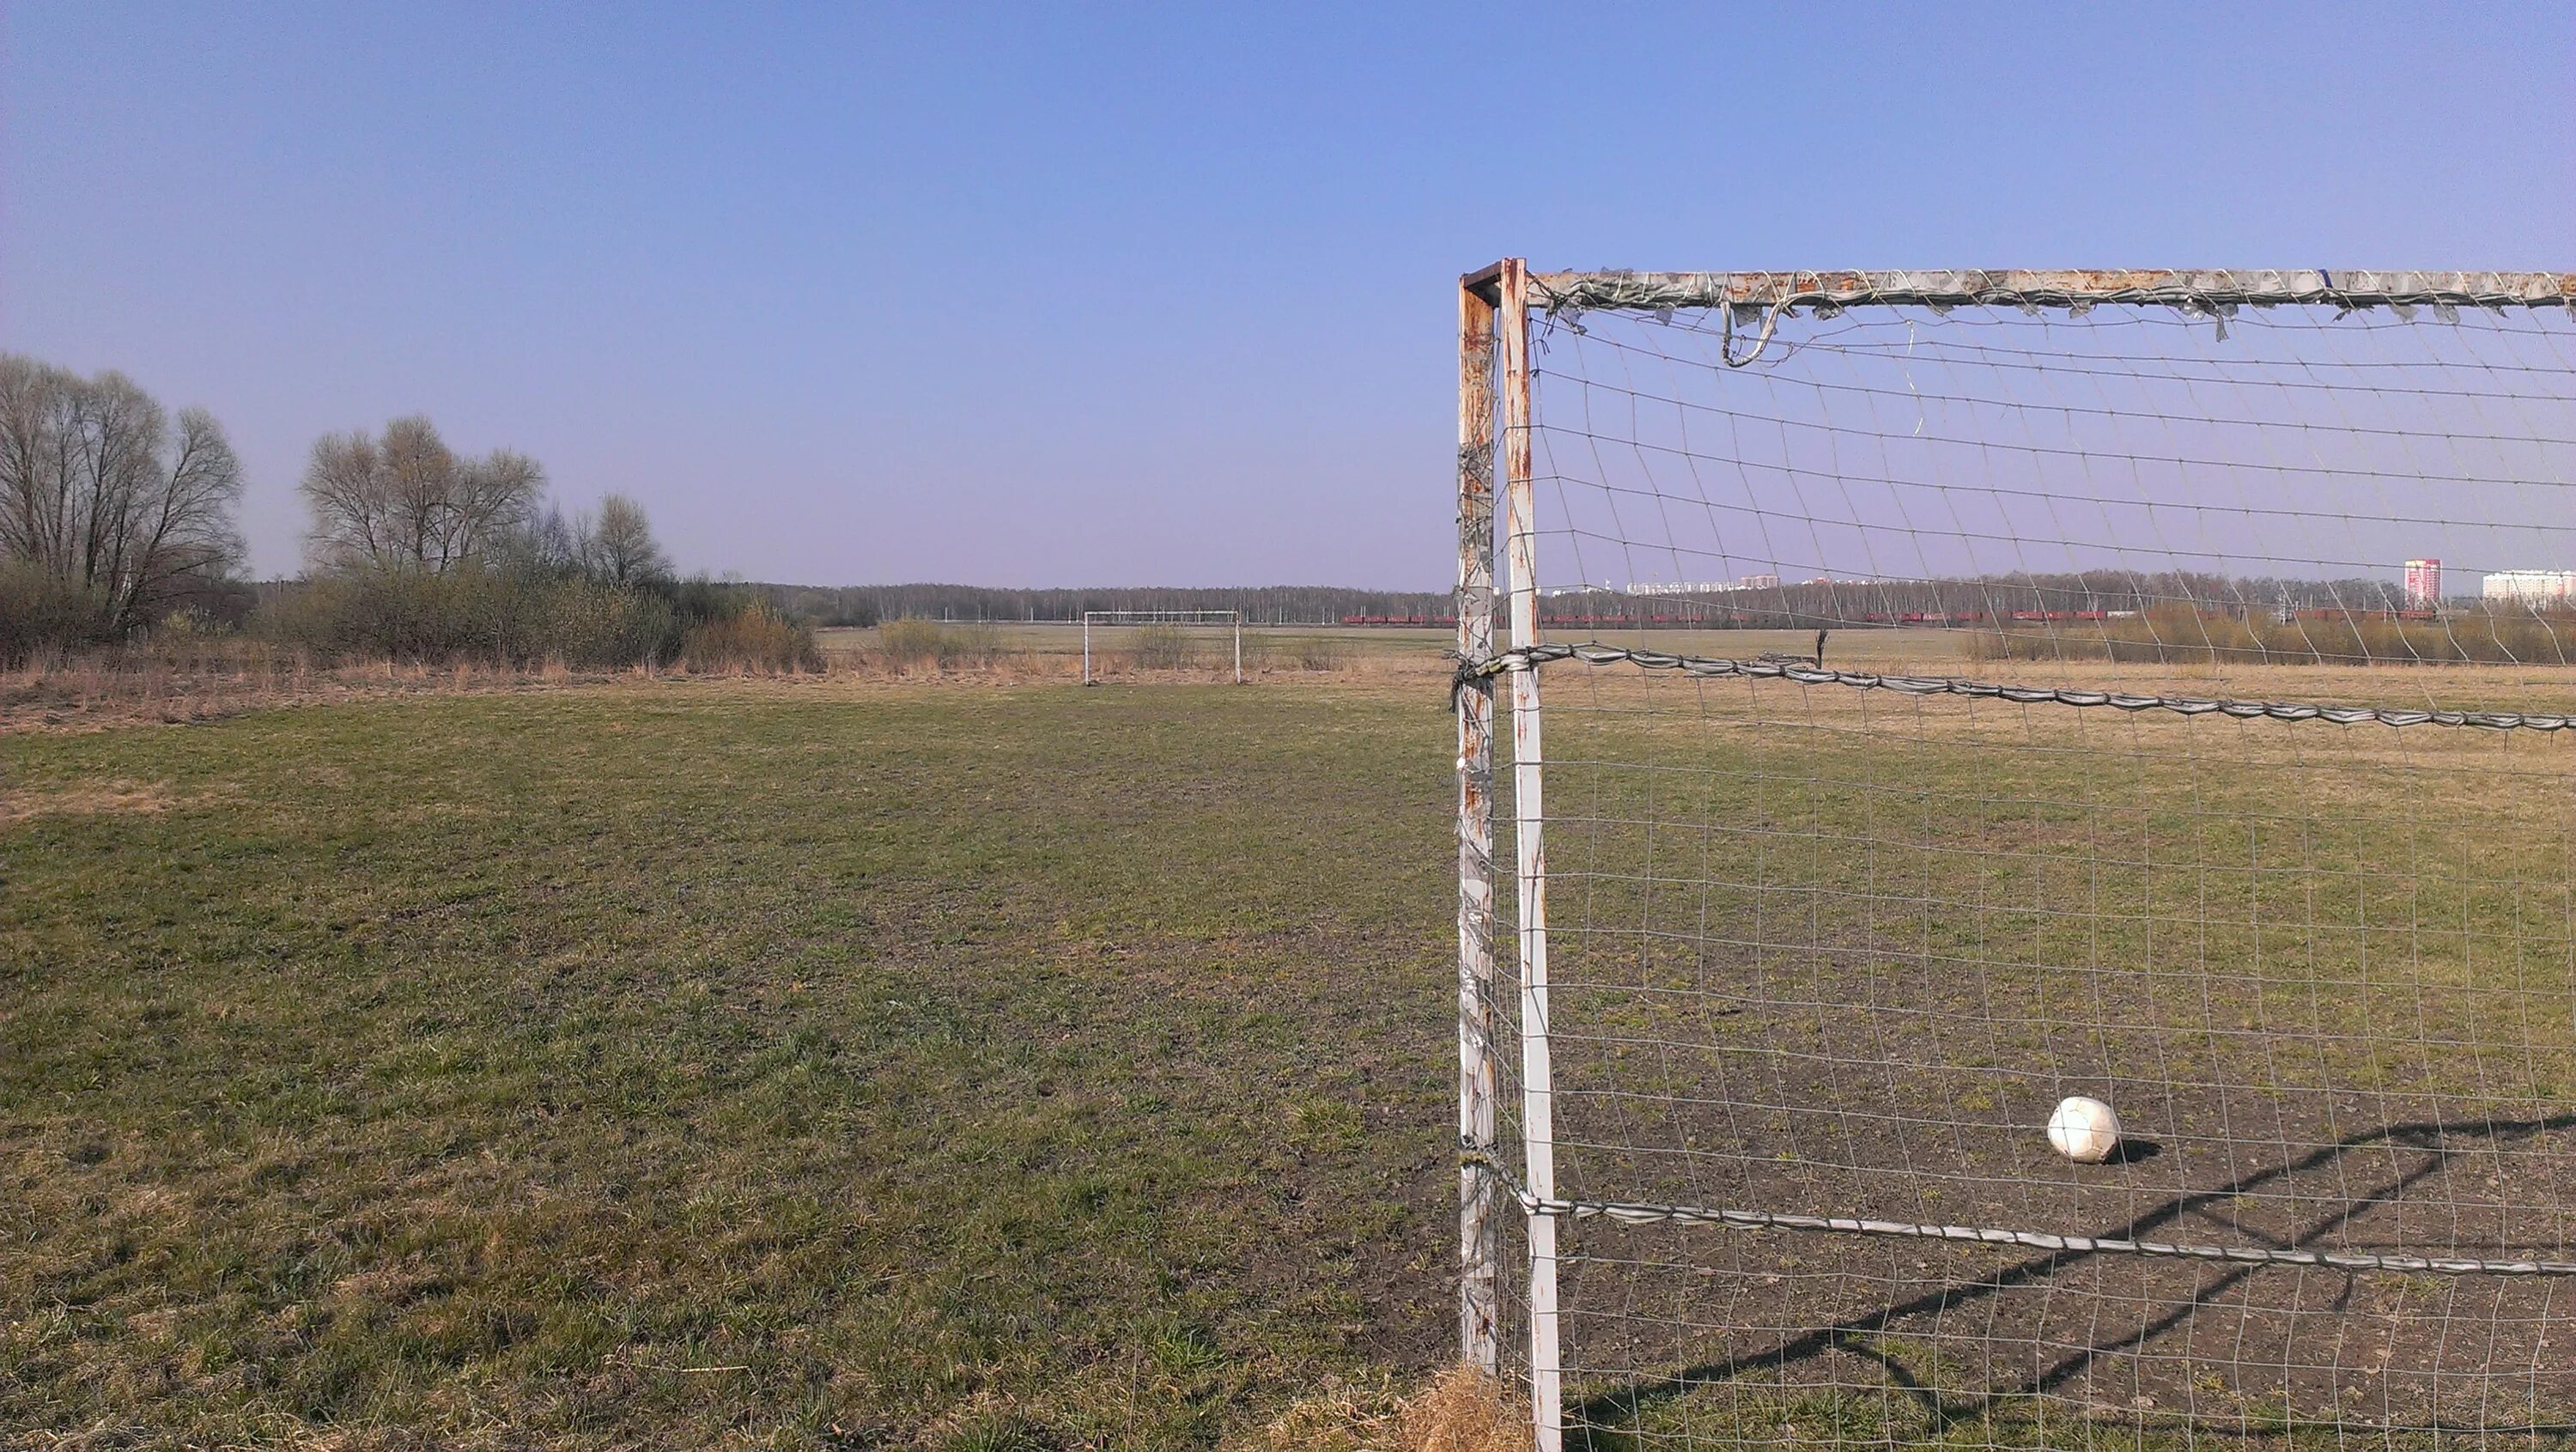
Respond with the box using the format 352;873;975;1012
0;778;181;825
1397;1368;1528;1452
0;644;1451;736
0;641;861;734
829;625;1056;682
0;654;614;734
821;623;1450;690
1245;1367;1526;1452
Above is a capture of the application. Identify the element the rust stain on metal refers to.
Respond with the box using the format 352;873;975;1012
1454;267;1503;1376
1529;268;2576;316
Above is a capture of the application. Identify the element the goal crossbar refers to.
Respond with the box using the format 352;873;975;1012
1470;267;2576;314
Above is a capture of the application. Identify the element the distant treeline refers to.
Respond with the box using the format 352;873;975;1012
756;573;2555;634
761;583;1454;628
2;351;816;672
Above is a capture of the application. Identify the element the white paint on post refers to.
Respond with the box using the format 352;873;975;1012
1498;258;1562;1450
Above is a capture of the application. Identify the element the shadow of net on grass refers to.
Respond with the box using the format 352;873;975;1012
1553;1111;2576;1448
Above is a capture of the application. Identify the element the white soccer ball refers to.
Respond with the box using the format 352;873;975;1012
2046;1096;2122;1164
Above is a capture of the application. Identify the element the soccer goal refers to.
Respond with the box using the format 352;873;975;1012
1080;609;1242;685
1453;261;2576;1450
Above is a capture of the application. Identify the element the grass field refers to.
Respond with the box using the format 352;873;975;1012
10;629;2576;1449
1520;650;2576;1447
3;665;1457;1448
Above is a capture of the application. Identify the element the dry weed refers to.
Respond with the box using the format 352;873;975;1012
1398;1368;1527;1452
0;657;596;734
1248;1366;1525;1452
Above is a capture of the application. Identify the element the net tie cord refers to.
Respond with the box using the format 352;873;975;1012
1458;1156;2576;1278
1452;641;2576;732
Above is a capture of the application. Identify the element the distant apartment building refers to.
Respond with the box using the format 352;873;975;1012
2403;558;2442;607
2482;568;2576;604
1626;573;1783;596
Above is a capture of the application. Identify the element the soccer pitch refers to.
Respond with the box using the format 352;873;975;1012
2;672;1458;1446
5;650;2573;1446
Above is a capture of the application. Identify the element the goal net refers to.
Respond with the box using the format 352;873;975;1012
1453;263;2576;1450
1080;609;1242;684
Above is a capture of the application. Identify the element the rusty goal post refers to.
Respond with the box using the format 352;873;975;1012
1455;262;2576;1451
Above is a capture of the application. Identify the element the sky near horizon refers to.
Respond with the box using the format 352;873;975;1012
3;3;2571;588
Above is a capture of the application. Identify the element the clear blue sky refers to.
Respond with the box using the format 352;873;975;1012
4;3;2569;586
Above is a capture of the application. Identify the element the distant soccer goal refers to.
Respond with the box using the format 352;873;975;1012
1453;261;2576;1450
1080;609;1242;685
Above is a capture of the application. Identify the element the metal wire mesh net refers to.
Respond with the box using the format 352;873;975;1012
1460;270;2576;1449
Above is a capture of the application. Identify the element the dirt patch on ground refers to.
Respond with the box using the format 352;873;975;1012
0;779;184;824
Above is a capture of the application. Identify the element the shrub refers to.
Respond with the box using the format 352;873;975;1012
254;566;683;668
1291;637;1351;671
1129;624;1197;670
876;620;1008;670
539;581;682;667
0;563;115;669
679;599;822;673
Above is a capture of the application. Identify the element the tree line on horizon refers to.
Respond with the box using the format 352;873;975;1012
0;353;808;671
765;571;2476;635
760;583;1456;629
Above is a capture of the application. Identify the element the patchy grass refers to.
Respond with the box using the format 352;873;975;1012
1;680;1458;1447
0;777;188;824
12;647;2576;1449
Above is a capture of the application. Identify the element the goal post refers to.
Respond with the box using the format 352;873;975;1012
1078;608;1242;685
1456;262;2576;1450
1455;268;1504;1376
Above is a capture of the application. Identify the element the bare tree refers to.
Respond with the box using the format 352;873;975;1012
0;356;74;570
301;416;543;574
0;355;245;634
506;503;580;574
577;493;669;586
